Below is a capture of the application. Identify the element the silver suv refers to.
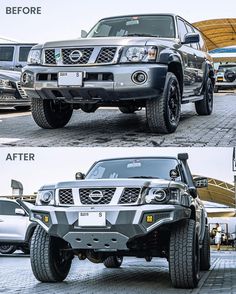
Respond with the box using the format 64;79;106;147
29;153;210;288
0;199;36;254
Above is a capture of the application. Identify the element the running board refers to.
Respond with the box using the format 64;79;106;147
181;95;203;104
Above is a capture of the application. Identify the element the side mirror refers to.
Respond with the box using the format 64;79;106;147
194;177;208;188
81;30;87;38
170;169;179;180
188;187;198;198
15;208;26;216
182;33;199;45
75;172;85;180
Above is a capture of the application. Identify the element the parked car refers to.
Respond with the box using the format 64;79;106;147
214;63;236;92
0;43;36;71
0;199;36;254
29;153;210;288
0;69;30;110
21;14;215;134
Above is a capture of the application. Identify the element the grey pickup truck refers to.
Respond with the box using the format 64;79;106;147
29;153;210;288
21;14;215;134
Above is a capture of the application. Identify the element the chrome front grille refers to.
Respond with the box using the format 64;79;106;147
62;48;93;64
96;47;117;63
79;188;116;205
119;188;141;204
45;49;56;64
59;189;74;204
43;46;118;66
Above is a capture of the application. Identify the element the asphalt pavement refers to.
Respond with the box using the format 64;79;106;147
0;250;236;294
0;93;235;147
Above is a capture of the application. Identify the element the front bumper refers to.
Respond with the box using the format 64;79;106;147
30;204;191;251
21;64;168;103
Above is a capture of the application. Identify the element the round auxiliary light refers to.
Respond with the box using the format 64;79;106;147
132;71;147;84
41;191;53;203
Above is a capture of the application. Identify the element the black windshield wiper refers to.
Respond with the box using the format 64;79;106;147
125;33;157;37
128;176;159;179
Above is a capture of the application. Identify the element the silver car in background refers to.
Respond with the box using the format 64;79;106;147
0;199;36;254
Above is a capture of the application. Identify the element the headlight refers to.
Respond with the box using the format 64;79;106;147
144;187;180;204
27;49;42;65
0;79;13;89
120;46;157;63
36;190;55;205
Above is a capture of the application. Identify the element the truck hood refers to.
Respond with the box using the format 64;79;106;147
0;69;21;81
42;37;174;48
40;178;184;190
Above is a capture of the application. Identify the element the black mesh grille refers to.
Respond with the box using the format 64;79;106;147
59;189;74;204
119;188;141;204
62;48;93;64
44;49;56;64
79;188;116;205
96;47;117;63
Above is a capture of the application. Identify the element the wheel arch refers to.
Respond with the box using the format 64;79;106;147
25;223;37;243
168;61;184;96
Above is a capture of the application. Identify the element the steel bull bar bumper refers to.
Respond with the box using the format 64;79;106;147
21;64;167;102
30;205;191;251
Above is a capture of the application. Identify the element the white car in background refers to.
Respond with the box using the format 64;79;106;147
215;63;236;92
0;199;36;254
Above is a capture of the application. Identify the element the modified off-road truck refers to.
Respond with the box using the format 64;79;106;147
21;14;215;134
29;153;210;288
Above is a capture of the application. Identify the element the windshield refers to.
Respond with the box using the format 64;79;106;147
86;158;180;180
87;15;175;38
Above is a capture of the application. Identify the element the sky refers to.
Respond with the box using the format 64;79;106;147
0;0;236;43
0;147;235;195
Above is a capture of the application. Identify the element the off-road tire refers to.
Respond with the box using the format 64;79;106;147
200;226;211;270
146;72;181;134
30;226;72;282
0;245;17;254
169;219;200;288
31;98;73;129
103;256;123;268
195;78;214;115
119;106;138;114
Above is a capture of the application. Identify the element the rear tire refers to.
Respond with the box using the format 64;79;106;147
103;256;123;268
31;98;73;129
169;219;200;288
30;226;72;282
200;226;211;270
146;72;181;134
0;245;17;254
195;78;214;115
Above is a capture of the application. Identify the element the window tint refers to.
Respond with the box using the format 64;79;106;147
0;201;19;215
185;23;199;50
0;46;14;61
177;19;188;42
19;46;32;62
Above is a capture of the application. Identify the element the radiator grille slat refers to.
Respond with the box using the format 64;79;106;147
79;188;116;205
59;189;74;204
119;188;141;204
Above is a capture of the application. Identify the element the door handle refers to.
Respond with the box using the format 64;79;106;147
0;219;3;222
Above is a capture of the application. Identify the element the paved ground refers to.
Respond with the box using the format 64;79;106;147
0;250;235;293
0;93;235;147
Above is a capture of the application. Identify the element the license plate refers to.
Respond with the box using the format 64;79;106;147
58;72;83;86
78;212;106;227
